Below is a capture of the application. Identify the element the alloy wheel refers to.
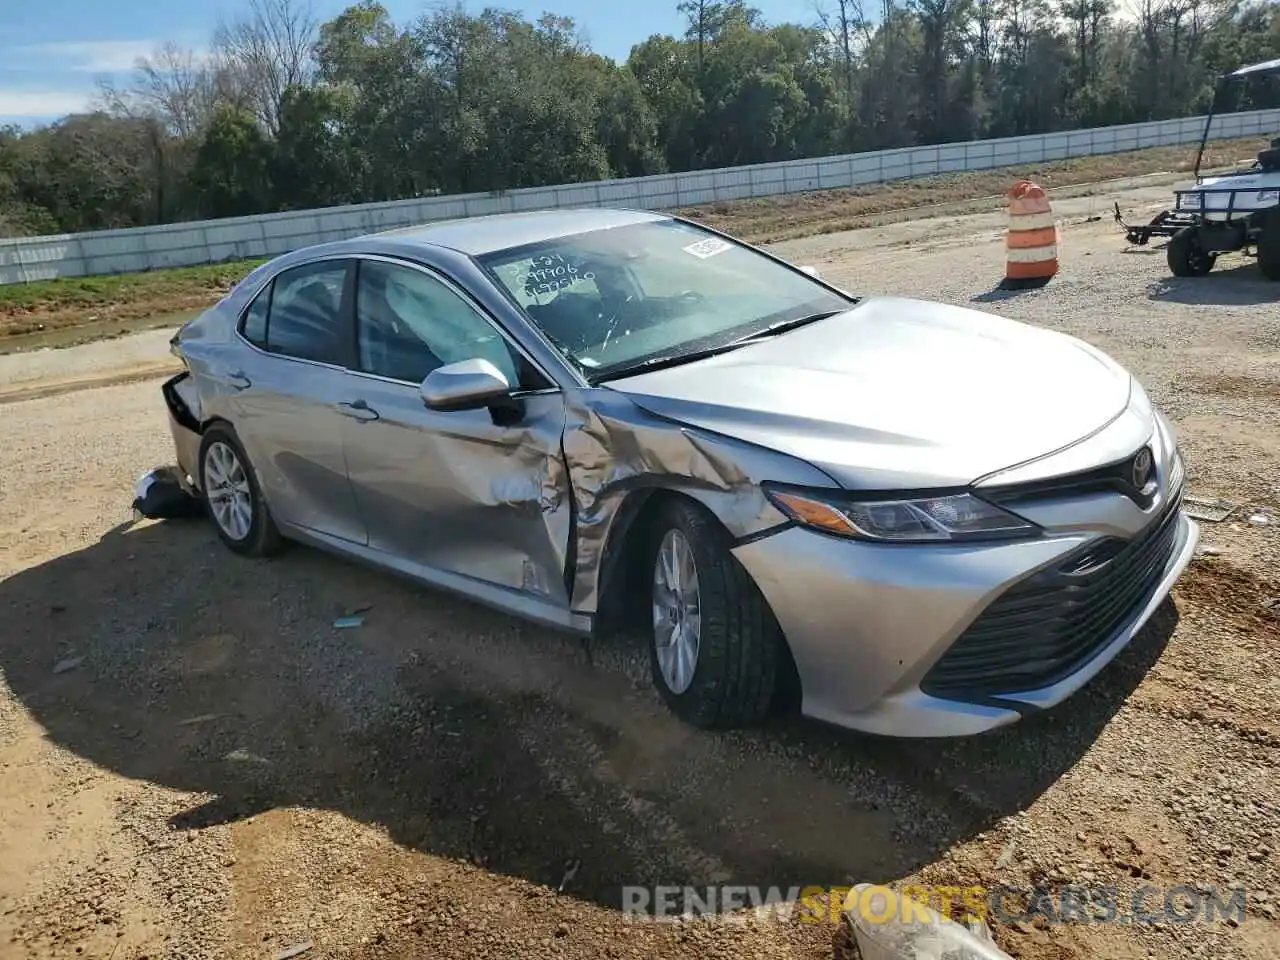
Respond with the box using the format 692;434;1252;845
203;440;253;541
652;528;702;695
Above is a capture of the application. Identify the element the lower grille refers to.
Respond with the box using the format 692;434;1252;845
922;493;1185;700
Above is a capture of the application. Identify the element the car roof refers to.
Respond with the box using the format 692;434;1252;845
373;208;672;256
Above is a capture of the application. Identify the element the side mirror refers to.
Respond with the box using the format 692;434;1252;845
420;358;512;412
798;264;821;279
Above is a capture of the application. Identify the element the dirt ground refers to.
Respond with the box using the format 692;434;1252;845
1;185;1278;960
679;136;1268;244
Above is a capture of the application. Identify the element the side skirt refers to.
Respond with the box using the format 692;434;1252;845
279;520;595;636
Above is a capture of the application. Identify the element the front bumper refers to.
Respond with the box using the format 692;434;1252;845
732;500;1198;738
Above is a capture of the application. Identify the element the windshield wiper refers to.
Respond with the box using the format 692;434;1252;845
590;341;750;382
590;310;846;383
725;309;846;346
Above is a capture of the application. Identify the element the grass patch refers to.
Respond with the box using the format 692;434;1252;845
0;134;1268;341
0;259;265;338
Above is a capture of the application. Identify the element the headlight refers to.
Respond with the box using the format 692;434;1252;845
1178;193;1201;209
1169;449;1185;493
764;487;1039;543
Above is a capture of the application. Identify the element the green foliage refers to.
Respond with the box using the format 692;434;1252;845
2;0;1280;235
187;105;275;218
0;259;264;313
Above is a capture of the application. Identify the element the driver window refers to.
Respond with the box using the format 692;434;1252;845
355;260;522;387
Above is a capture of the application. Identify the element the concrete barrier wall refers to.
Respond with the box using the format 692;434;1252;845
2;108;1277;285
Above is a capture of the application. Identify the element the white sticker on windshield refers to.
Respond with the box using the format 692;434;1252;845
682;237;731;259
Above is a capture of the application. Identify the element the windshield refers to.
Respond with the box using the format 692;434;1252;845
477;219;854;380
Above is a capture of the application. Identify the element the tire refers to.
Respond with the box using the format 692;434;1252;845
647;498;781;729
1257;218;1280;281
197;422;283;557
1167;226;1216;277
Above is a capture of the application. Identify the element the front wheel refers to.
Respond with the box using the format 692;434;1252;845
648;499;780;728
1167;226;1216;277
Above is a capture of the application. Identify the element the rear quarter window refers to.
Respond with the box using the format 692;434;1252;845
241;284;271;348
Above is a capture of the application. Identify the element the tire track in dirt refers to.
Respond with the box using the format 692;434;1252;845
0;361;180;405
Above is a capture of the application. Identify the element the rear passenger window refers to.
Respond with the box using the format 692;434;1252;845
264;261;350;364
241;285;270;347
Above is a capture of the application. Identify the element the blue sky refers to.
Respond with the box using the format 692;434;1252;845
0;0;821;127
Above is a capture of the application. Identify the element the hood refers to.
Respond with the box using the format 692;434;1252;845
606;296;1133;490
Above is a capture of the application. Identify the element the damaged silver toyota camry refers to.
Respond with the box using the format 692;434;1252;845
161;208;1198;737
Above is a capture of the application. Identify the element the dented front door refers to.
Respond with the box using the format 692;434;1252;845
337;377;573;604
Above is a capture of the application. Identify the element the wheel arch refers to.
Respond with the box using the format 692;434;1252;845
187;415;235;491
199;414;233;433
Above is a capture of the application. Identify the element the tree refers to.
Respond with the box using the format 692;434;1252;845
97;42;222;140
272;85;355;208
319;1;431;199
186;105;274;218
213;0;320;134
816;0;865;147
913;0;972;143
678;0;724;73
6;0;1280;234
12;114;163;231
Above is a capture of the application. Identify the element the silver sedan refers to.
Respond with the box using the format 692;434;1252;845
162;208;1198;738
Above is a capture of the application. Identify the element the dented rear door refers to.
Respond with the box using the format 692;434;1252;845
338;377;573;605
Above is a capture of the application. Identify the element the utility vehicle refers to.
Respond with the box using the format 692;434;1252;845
1114;58;1280;278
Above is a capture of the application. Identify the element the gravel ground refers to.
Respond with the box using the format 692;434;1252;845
1;188;1278;960
0;327;181;403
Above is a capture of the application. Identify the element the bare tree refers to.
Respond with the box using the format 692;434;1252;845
815;0;868;92
815;0;870;148
213;0;319;134
96;42;221;139
970;0;1000;72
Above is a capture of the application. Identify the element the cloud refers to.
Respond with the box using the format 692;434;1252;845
11;40;159;73
0;89;93;118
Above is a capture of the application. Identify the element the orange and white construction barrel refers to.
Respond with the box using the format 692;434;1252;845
1002;179;1059;289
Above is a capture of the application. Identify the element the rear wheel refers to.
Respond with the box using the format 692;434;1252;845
648;498;780;728
1257;217;1280;281
198;423;283;557
1167;226;1216;277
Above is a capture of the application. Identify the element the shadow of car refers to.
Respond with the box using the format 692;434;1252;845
0;515;1177;911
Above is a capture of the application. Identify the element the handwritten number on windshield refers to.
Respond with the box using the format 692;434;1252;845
515;253;595;299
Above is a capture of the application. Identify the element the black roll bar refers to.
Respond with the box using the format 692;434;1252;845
1194;57;1280;179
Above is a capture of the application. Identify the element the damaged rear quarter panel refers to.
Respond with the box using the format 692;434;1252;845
166;302;260;488
163;373;203;484
562;388;839;614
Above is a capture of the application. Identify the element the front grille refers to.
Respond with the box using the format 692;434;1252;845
922;491;1185;700
984;446;1159;509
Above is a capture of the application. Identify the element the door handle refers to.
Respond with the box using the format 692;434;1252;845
223;369;251;390
337;399;380;422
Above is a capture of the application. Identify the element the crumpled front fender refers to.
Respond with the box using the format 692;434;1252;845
561;388;837;614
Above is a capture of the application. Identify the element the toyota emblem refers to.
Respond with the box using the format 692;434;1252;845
1132;447;1154;489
